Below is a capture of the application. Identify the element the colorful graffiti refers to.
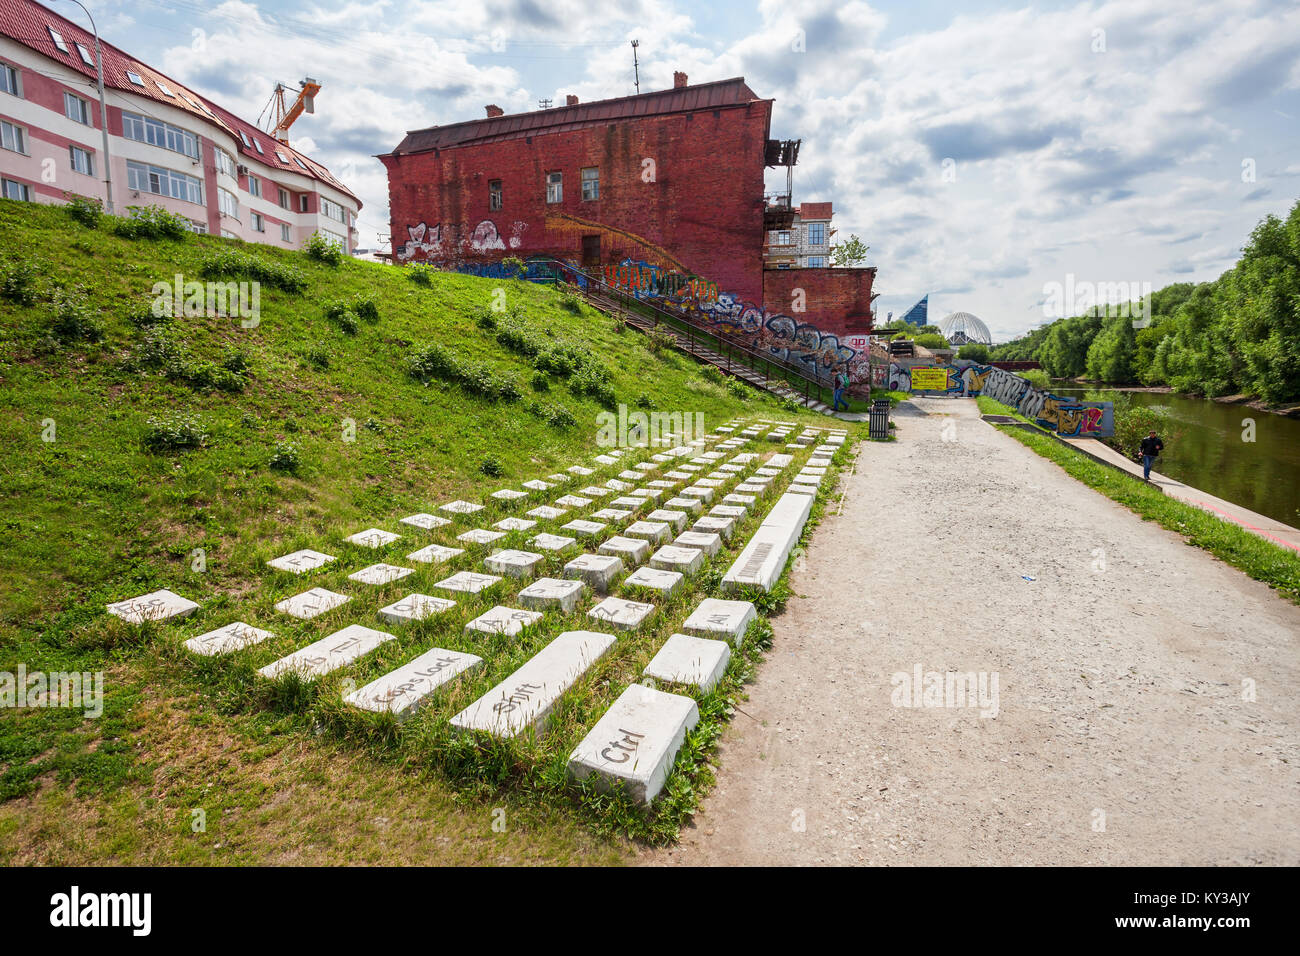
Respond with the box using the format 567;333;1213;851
889;361;1113;437
397;219;527;262
604;259;719;308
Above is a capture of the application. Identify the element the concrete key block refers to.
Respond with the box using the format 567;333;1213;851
377;593;457;625
567;684;700;803
495;517;538;532
591;508;633;523
439;500;484;515
518;576;586;612
347;528;401;549
345;647;481;718
466;605;543;637
646;509;688;532
433;571;502;595
690;515;735;540
400;513;452;531
555;494;594;508
564;553;624;591
185;621;274;656
407;543;465;564
562;519;608;538
683;598;757;644
526;505;568;520
530;533;577;552
623;520;672;543
484;549;545;578
623;565;683;598
457;528;507;545
348;563;416;586
598;535;652;564
672;531;722;556
649;546;705;574
258;623;393;680
451;630;617;739
274;587;350;621
644;632;731;694
587;596;656;631
267;549;335;574
107;588;200;625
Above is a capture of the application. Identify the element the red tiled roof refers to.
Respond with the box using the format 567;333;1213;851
385;77;768;155
798;202;832;220
0;0;358;204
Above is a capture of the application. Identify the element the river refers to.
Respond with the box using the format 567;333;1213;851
1051;387;1300;528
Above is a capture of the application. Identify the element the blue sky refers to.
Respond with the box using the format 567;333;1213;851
80;0;1300;341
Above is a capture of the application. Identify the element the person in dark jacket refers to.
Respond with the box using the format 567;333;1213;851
1139;430;1164;481
832;366;850;412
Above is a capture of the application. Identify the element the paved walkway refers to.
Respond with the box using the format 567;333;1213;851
643;397;1300;866
1057;435;1300;552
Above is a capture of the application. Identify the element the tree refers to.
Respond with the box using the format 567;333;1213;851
829;234;870;267
957;343;991;363
1085;314;1137;383
914;332;949;350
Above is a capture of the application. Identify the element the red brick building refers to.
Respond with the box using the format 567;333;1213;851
380;73;876;374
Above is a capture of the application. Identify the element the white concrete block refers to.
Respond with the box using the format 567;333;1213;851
377;593;457;624
466;605;543;636
439;500;484;515
562;519;607;538
106;587;198;624
718;464;745;473
753;467;781;477
729;453;758;463
568;465;594;476
274;587;350;620
598;535;651;563
347;528;401;549
605;479;632;492
484;549;544;578
794;472;825;486
530;533;577;552
555;494;593;508
691;515;735;540
579;485;611;498
546;473;570;483
522;479;553;492
258;623;394;681
400;513;451;531
683;598;756;644
491;489;529;502
800;466;828;476
665;470;692;480
518;576;586;612
634;462;658;472
433;571;501;594
710;504;747;520
345;647;482;718
457;528;506;545
451;630;617;738
407;543;464;565
349;563;415;586
644;633;731;694
768;454;794;468
722;491;812;592
494;517;537;532
734;483;767;497
593;454;618;465
623;566;683;598
266;549;335;574
695;478;725;489
591;508;632;523
649;546;705;574
526;505;567;520
567;684;699;804
623;520;672;543
564;552;623;591
787;483;818;496
610;495;645;510
664;496;703;514
618;469;642;480
185;621;273;656
588;596;656;631
645;509;688;532
673;531;722;556
648;479;677;489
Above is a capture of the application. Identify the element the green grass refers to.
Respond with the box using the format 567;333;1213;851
0;198;853;861
976;396;1300;604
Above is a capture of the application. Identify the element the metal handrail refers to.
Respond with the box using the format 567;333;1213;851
526;258;832;403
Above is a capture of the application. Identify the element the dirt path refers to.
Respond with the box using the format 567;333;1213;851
643;398;1300;866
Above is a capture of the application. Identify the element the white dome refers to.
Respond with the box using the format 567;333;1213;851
939;311;991;344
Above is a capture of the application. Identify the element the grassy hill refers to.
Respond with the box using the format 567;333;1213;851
0;199;845;863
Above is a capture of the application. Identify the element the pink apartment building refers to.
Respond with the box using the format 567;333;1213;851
0;0;360;250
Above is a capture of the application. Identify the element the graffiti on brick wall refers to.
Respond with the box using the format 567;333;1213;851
451;255;588;289
889;361;1113;437
604;259;719;307
396;219;528;262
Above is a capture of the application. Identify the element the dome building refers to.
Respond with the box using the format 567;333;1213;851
939;312;992;346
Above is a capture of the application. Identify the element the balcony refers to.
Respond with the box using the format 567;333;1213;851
763;194;796;230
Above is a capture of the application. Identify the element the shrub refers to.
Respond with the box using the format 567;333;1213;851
302;345;330;370
501;256;524;274
1018;368;1051;389
779;396;801;413
474;307;497;330
200;250;305;293
304;232;343;265
126;298;168;329
0;260;39;305
530;371;550;392
269;441;300;473
957;343;991;363
49;288;104;343
648;329;677;353
142;413;208;452
1107;395;1182;460
635;392;653;409
408;343;461;382
547;404;576;429
701;364;725;385
480;455;503;477
64;194;102;228
558;290;583;314
111;205;190;241
913;332;949;350
407;263;434;286
725;376;749;400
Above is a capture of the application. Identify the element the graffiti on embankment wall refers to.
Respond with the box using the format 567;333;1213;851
891;361;1114;437
394;218;875;388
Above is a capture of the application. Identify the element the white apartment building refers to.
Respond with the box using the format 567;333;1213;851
764;201;834;269
0;0;359;249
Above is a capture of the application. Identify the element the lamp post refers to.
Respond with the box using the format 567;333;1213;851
59;0;114;214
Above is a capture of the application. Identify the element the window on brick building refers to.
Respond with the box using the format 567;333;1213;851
64;92;90;124
278;187;290;209
807;256;826;267
808;222;826;245
247;175;261;198
776;231;791;245
2;178;31;201
251;211;264;232
1;63;21;98
489;179;502;210
1;120;27;154
546;171;562;203
280;223;291;242
300;194;309;212
69;145;94;176
581;167;599;201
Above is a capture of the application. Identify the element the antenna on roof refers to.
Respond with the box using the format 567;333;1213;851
538;98;552;109
631;39;640;94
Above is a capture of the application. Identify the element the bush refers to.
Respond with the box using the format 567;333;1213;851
913;332;949;350
725;376;749;400
49;288;104;343
501;256;524;275
530;371;550;392
302;345;330;370
1;260;39;305
1107;396;1182;461
64;194;102;228
957;343;991;363
142;413;208;452
474;307;497;330
408;342;519;402
200;250;305;293
269;441;300;473
408;343;461;382
407;263;434;286
779;396;801;413
480;455;503;477
701;364;725;385
304;232;343;266
635;392;653;409
547;404;576;429
648;329;677;354
111;205;190;241
1018;368;1051;389
558;290;583;314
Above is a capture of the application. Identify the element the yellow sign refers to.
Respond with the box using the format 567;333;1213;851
910;367;950;391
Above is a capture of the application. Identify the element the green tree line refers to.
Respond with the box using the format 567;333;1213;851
992;198;1300;404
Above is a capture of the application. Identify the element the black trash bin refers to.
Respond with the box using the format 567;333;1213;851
869;399;891;440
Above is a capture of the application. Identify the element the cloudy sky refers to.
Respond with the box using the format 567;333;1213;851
88;0;1300;341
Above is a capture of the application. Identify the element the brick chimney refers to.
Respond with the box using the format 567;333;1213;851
673;71;688;89
565;94;579;106
485;104;503;117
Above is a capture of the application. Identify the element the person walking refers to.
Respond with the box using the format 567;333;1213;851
1139;430;1164;481
832;366;850;412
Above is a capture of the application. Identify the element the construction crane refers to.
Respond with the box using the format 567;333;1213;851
261;78;320;146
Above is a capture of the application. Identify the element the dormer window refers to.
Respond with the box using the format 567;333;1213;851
48;27;68;53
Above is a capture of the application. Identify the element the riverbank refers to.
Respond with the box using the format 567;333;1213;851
1053;380;1300;418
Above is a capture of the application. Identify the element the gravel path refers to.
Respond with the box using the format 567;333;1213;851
643;398;1300;866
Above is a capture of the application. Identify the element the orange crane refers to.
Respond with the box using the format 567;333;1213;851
264;78;320;146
